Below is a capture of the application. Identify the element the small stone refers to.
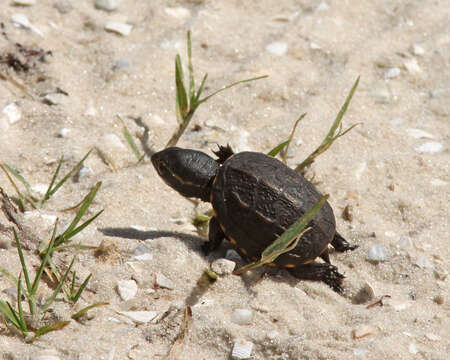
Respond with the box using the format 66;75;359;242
134;253;153;261
57;128;70;138
231;309;253;325
266;41;288;56
310;42;321;50
403;58;422;74
342;204;353;222
13;0;36;6
226;249;242;262
433;266;447;280
232;339;253;359
407;128;434;139
11;13;43;37
408;343;418;355
117;279;138;301
266;330;279;340
415;142;443;153
155;273;175;290
164;7;191;20
352;324;379;339
95;0;120;11
211;258;236;275
410;44;425;56
397;236;413;250
75;166;92;181
113;59;130;70
2;102;21;124
367;244;388;263
384;67;401;79
105;22;133;36
133;243;150;256
42;94;65;105
352;282;375;304
433;295;444;305
425;333;440;342
120;311;158;324
371;86;391;104
101;133;125;149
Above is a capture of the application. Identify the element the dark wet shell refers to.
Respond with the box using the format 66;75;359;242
211;152;336;265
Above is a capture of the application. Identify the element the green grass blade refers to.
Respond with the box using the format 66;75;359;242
0;268;19;286
57;210;103;247
1;163;38;206
71;302;109;320
55;182;101;247
70;271;76;297
295;77;359;172
16;276;28;332
267;140;290;157
13;229;32;294
40;257;75;313
234;195;329;274
280;113;306;164
31;321;70;342
0;300;21;329
41;157;63;205
0;163;31;210
120;119;142;161
175;54;188;120
197;75;268;105
193;73;208;104
71;273;92;303
41;150;92;205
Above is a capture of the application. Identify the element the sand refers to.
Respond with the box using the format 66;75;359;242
0;0;448;359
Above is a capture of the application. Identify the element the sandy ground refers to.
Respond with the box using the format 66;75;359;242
0;0;448;359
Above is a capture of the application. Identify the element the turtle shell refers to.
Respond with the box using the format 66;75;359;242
211;152;336;266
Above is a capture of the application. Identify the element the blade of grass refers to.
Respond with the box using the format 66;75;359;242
175;54;188;120
71;302;109;320
1;163;38;204
295;77;359;172
13;229;31;295
31;320;70;342
234;195;329;274
6;301;22;330
267;140;290;157
41;157;63;205
41;149;92;206
0;300;21;329
16;275;27;333
280;113;306;164
117;115;143;162
0;164;29;210
56;210;103;248
70;273;92;303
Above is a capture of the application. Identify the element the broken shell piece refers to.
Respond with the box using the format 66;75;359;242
119;311;157;324
105;22;132;36
232;339;253;359
352;324;379;339
11;13;43;37
117;279;138;301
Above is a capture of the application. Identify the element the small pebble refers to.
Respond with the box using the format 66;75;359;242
433;295;444;305
352;282;375;304
12;0;36;5
133;243;150;256
342;204;353;222
384;67;401;79
407;128;434;139
371;86;391;104
105;22;133;36
425;333;440;342
352;325;379;339
231;309;253;325
433;266;447;280
120;311;158;324
155;273;175;290
211;258;236;275
403;58;422;74
232;339;253;359
113;59;130;70
57;128;70;138
310;42;321;50
415;142;443;153
95;0;120;11
101;133;125;149
226;249;242;262
367;244;388;263
265;41;288;56
134;253;153;261
410;44;425;56
164;7;191;20
11;13;43;37
408;343;418;355
2;102;21;124
397;236;413;250
117;279;138;301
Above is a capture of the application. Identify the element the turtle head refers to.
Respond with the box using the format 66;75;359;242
151;147;219;202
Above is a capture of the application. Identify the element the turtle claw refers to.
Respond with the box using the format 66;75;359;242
288;263;345;293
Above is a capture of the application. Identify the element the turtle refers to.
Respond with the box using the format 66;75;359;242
151;145;357;292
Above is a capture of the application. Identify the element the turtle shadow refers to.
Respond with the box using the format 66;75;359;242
98;227;206;255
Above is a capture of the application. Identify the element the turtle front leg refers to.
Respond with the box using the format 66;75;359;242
332;232;358;252
287;263;345;293
202;216;225;254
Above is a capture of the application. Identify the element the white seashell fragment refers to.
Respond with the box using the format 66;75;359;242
411;44;425;56
11;13;43;37
367;244;388;262
384;67;401;79
120;311;158;324
403;58;422;74
101;133;125;149
95;0;120;11
165;7;191;20
352;325;379;339
232;339;253;359
231;309;253;325
2;103;21;124
105;22;132;36
407;128;434;139
425;333;440;342
415;142;443;153
211;258;235;275
265;41;288;56
117;279;138;301
57;128;70;138
155;273;175;289
134;253;153;261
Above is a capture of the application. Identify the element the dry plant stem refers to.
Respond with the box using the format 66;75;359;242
295;76;360;173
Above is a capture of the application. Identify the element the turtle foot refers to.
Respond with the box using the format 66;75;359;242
288;263;345;293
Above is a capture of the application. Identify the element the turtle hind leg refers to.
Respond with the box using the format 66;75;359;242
202;216;225;254
212;144;234;164
332;232;358;252
287;262;345;293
